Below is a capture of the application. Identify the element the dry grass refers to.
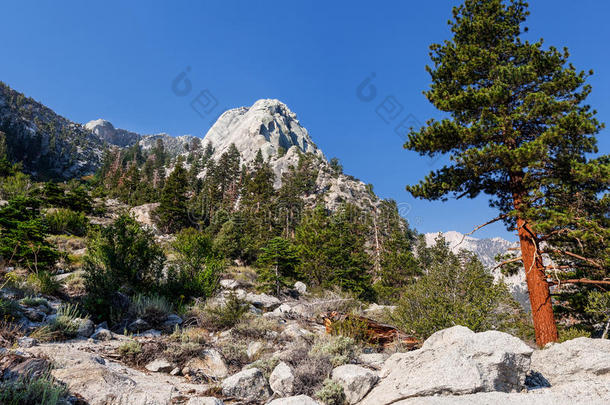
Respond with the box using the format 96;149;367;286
0;321;23;347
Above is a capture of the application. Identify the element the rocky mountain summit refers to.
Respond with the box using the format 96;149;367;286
204;99;324;166
84;119;141;148
199;99;377;210
0;79;378;212
88;98;379;211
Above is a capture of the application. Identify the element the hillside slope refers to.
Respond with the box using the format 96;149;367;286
0;82;104;179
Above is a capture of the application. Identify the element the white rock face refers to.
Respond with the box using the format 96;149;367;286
331;364;378;404
269;361;295;396
360;326;533;405
267;395;320;405
221;368;272;401
358;352;389;370
85;119;140;147
530;337;610;385
203;99;324;165
199;99;379;211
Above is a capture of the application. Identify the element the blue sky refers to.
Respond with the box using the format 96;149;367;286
1;0;608;240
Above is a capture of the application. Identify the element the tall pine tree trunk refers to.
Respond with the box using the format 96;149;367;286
511;174;558;346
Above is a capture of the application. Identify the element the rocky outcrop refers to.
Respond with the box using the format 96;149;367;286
221;368;271;401
129;203;160;232
360;326;533;405
331;364;378;404
21;340;204;405
184;348;229;378
203;99;323;166
199;99;380;211
0;82;104;180
270;361;295;396
85;119;140;148
530;337;610;385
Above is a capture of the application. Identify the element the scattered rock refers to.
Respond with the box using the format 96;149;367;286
360;326;533;405
130;203;160;232
245;293;281;310
221;368;271;401
128;318;150;333
162;314;183;330
269;303;295;318
91;328;113;341
269;361;295;396
187;398;225;405
170;367;181;376
247;341;264;359
331;364;378;404
268;395;320;405
530;337;610;385
145;358;173;373
76;318;95;338
220;279;239;289
136;329;161;337
22;307;45;322
17;337;38;348
249;305;263;315
294;281;307;295
358;352;389;369
281;323;313;340
21;340;201;404
185;349;229;378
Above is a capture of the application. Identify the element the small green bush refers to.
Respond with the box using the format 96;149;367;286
559;327;591;342
311;335;359;367
247;356;280;379
45;208;88;236
19;296;49;308
329;316;371;344
83;214;165;320
315;379;346;405
27;271;61;296
118;340;143;358
192;293;248;331
31;304;83;342
0;297;21;320
130;294;173;325
0;372;69;405
165;228;223;300
391;242;524;340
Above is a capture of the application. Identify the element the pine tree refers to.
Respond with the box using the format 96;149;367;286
404;0;607;345
257;237;300;296
295;204;373;299
155;162;190;233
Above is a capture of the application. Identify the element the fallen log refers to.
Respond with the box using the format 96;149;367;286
322;311;419;349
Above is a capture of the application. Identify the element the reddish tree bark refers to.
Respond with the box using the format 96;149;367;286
516;217;558;346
